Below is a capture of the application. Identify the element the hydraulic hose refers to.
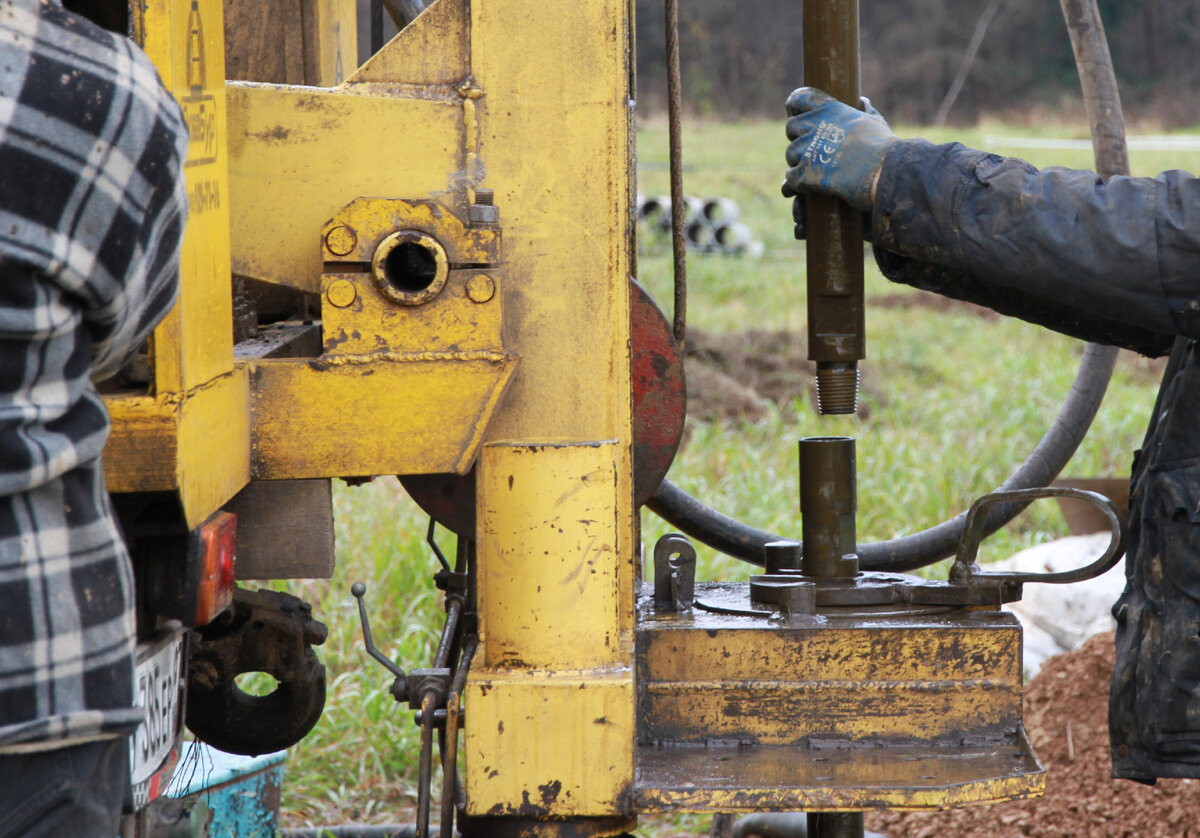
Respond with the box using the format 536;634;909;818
647;0;1127;573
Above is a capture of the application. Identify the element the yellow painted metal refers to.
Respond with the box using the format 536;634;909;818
308;0;356;85
244;195;515;479
107;0;251;528
349;0;466;85
639;619;1022;744
226;84;463;293
634;601;1043;812
478;442;625;670
248;357;513;479
468;441;633;816
105;373;250;529
226;0;474;294
634;735;1045;812
461;0;637;820
465;672;635;817
136;0;235;393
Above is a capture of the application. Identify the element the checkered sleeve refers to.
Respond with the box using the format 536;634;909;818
0;0;188;380
0;0;187;747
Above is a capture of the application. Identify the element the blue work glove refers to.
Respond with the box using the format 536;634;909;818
783;87;897;213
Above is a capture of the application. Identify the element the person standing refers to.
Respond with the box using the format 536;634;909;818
0;1;188;834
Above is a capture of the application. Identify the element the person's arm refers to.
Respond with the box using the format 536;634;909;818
16;11;191;380
784;88;1194;356
871;140;1188;356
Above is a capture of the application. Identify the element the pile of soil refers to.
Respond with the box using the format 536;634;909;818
866;632;1200;838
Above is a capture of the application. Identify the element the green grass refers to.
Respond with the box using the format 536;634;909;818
272;117;1199;827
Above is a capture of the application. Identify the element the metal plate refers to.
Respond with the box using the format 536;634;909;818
130;626;186;810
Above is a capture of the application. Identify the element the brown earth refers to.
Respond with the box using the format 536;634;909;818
867;633;1200;838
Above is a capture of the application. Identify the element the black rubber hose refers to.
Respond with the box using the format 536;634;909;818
647;0;1127;573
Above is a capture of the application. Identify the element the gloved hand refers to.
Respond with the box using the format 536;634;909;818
783;87;897;213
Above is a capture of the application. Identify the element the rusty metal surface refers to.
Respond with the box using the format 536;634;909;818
458;815;637;838
799;437;859;577
637;583;1023;744
665;0;687;347
186;588;328;755
401;280;684;536
634;730;1044;812
654;534;697;612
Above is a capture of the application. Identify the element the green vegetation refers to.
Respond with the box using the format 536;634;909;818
273;119;1198;826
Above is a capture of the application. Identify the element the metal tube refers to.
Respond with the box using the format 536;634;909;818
666;0;688;347
799;437;858;577
807;812;865;838
803;0;864;415
416;691;438;838
440;637;478;838
433;596;462;670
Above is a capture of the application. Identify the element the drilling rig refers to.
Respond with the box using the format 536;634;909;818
107;1;1130;836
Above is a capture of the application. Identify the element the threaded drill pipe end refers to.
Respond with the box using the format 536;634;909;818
815;366;859;415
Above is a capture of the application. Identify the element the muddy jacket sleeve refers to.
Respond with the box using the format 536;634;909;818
869;139;1200;356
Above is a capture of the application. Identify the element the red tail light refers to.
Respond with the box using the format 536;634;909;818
193;511;237;626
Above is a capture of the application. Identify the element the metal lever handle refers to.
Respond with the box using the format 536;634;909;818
351;581;406;679
951;487;1127;586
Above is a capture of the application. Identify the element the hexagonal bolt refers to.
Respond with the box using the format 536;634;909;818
469;187;499;226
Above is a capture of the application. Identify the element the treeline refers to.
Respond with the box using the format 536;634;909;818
635;0;1200;125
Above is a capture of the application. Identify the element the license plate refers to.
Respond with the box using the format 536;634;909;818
129;627;186;809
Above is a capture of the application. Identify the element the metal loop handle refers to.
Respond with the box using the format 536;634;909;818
654;533;697;611
952;487;1127;586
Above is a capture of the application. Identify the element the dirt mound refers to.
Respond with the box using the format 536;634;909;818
685;329;884;423
867;633;1200;838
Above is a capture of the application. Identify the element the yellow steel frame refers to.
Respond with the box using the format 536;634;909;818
108;0;1042;831
114;0;637;819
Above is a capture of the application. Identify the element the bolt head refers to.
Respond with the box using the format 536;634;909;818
468;204;499;225
325;225;358;257
465;274;496;303
325;278;358;308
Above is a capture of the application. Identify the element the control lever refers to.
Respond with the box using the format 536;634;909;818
352;582;451;709
352;581;408;702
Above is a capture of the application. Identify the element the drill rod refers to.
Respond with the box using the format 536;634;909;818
799;436;859;578
803;0;864;415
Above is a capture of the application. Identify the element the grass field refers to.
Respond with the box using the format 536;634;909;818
272;118;1200;828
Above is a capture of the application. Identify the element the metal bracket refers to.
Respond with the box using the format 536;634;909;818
654;533;697;612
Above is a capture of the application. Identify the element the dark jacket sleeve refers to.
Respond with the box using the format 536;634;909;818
870;139;1200;357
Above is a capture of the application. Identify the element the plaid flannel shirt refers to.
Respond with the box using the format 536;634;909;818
0;0;187;747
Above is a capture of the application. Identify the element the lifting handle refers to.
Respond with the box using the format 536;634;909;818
950;487;1127;587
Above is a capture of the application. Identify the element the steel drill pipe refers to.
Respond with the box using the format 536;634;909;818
799;436;859;577
803;0;864;415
